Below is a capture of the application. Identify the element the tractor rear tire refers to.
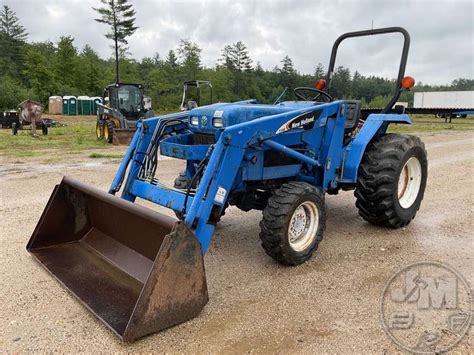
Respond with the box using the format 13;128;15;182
260;182;326;266
354;133;427;228
104;121;115;144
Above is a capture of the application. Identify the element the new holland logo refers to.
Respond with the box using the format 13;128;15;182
276;111;321;134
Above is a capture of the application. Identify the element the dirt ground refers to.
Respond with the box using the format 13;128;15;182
0;131;472;353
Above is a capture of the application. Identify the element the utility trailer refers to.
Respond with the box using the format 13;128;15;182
413;91;474;122
27;27;429;342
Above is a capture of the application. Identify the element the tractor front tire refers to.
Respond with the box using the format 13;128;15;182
12;122;18;135
104;121;115;143
260;182;326;266
173;172;191;220
96;121;104;140
173;172;227;221
355;133;427;228
173;171;191;190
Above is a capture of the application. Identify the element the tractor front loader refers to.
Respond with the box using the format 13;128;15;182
27;27;428;342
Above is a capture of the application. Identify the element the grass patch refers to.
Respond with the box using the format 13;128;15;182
42;156;64;164
11;150;37;157
1;114;472;160
388;115;474;134
0;122;114;158
89;152;123;159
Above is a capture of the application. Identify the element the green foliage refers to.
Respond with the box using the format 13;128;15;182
0;5;472;111
0;5;27;41
0;75;29;109
165;50;178;67
23;45;57;102
177;39;202;79
0;6;27;81
54;36;77;90
279;55;297;90
0;123;110;158
93;0;138;82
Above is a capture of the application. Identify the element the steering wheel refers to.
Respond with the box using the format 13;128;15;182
294;87;333;102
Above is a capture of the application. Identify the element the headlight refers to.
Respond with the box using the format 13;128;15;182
190;116;199;125
212;117;223;128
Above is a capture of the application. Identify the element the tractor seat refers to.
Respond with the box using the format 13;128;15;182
186;101;198;110
344;100;361;133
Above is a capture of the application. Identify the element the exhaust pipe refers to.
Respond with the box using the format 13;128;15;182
27;176;208;342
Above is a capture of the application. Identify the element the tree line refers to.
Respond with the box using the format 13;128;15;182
0;4;473;112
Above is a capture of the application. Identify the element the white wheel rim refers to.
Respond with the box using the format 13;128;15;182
397;156;422;209
288;201;319;252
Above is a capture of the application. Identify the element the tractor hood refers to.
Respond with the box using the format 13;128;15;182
188;101;317;134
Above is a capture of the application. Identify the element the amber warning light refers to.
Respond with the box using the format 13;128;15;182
315;79;326;90
401;76;415;89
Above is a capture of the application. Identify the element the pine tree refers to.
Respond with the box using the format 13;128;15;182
76;45;104;95
314;62;325;80
165;49;178;67
152;52;162;66
177;39;201;79
0;5;27;80
54;36;77;89
230;41;253;72
280;55;295;75
220;41;253;72
0;5;27;41
254;61;264;76
93;0;138;83
331;66;352;98
219;45;235;70
280;55;297;89
218;41;253;98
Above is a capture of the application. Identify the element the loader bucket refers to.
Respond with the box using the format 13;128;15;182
112;128;136;145
26;176;208;342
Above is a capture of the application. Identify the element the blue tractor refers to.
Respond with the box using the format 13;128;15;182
27;27;427;342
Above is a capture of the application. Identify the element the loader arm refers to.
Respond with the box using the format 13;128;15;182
117;100;350;253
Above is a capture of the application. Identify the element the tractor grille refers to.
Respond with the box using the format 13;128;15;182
193;132;215;145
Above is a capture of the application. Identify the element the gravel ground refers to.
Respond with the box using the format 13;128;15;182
0;131;472;353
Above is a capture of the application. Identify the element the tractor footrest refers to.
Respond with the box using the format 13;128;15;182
160;133;210;160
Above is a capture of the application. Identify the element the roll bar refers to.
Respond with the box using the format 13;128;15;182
325;27;411;113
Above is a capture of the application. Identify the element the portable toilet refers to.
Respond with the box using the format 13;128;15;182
91;97;102;114
62;96;69;115
78;96;92;115
48;96;63;115
63;96;77;115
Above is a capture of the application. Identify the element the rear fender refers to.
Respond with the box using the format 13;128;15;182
342;114;411;182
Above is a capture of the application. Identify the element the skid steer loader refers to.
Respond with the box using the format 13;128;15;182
27;27;428;342
96;83;155;144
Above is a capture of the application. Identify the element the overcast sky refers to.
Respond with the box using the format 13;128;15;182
8;0;474;85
